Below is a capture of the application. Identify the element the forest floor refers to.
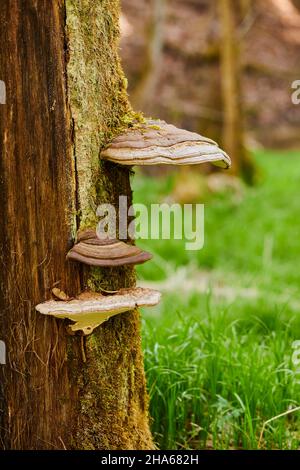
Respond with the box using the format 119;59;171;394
132;150;300;450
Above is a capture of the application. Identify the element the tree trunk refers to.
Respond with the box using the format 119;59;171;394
291;0;300;11
0;0;153;450
219;0;256;183
131;0;166;111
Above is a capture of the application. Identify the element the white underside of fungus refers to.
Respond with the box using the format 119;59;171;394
36;288;161;335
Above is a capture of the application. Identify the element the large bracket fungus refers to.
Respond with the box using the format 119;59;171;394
101;119;231;168
67;229;152;267
36;288;161;335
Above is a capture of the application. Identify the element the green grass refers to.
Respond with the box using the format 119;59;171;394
132;151;300;449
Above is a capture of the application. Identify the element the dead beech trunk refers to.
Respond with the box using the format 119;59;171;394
0;0;153;450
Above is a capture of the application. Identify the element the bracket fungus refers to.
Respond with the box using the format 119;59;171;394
36;288;161;335
67;229;152;267
101;119;231;168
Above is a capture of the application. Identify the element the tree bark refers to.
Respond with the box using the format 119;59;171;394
0;0;153;450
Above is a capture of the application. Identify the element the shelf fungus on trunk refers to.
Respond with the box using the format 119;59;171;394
101;119;231;168
66;229;152;267
35;288;161;335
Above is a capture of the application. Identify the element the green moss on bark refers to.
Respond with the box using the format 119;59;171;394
65;0;154;450
66;0;144;228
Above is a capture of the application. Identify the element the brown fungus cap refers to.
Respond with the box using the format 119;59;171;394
101;119;231;169
67;230;152;267
35;288;161;335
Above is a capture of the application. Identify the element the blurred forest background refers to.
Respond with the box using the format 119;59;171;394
121;0;300;151
119;0;300;450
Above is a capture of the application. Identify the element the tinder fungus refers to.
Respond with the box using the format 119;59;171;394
36;288;161;335
67;229;152;267
101;119;231;168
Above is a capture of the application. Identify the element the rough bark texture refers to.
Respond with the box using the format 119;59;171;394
0;0;153;450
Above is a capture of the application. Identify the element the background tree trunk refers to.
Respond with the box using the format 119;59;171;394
131;0;166;111
0;0;153;450
219;0;256;183
291;0;300;11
